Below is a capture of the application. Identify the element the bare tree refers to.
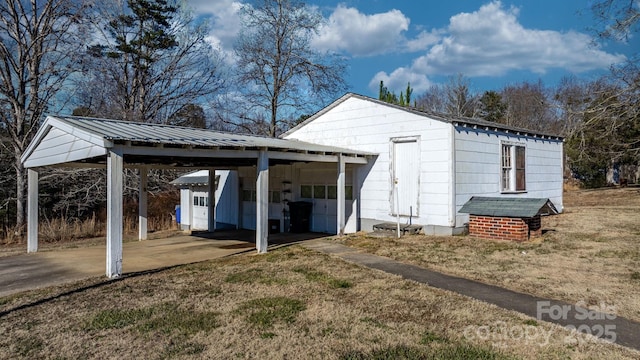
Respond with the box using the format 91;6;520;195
233;0;346;137
415;74;479;118
443;74;480;118
416;85;447;113
500;80;559;133
571;0;640;169
0;0;89;230
590;0;639;42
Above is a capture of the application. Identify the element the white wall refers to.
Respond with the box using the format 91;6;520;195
179;188;191;229
237;164;291;232
216;170;239;227
284;96;453;229
177;170;239;230
454;127;564;226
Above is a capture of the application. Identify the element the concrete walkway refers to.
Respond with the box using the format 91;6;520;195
302;240;640;352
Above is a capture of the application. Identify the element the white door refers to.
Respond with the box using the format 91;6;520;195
192;191;209;229
392;139;420;216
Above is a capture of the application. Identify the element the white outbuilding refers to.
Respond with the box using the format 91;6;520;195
173;93;564;237
283;93;563;234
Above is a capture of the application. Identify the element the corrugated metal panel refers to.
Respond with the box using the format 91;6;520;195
55;116;373;156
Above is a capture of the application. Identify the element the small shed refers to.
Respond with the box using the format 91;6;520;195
170;170;239;231
459;197;558;241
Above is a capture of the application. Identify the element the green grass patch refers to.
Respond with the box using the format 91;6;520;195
14;336;44;357
341;343;514;360
86;303;219;336
420;331;448;344
87;307;154;330
293;266;352;288
160;340;206;358
235;296;305;329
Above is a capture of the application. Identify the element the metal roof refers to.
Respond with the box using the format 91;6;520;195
458;197;559;218
54;116;375;156
284;93;564;141
170;170;218;186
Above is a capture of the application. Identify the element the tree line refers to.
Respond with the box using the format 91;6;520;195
0;0;638;235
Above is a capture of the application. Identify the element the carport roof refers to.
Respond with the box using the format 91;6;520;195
21;116;373;168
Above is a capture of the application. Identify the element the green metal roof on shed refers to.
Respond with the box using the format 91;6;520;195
458;197;558;218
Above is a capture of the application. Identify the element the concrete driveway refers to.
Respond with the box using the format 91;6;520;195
0;231;259;298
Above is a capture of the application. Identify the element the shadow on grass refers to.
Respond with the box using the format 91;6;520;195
0;245;258;319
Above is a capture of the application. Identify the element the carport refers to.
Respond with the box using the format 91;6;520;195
21;116;371;278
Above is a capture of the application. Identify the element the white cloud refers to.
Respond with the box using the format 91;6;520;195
312;5;410;56
370;1;626;92
188;0;243;58
404;30;441;52
368;68;432;94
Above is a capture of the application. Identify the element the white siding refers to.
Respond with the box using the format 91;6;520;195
454;127;564;226
24;127;106;168
295;162;355;234
216;170;239;227
179;188;191;228
177;170;239;230
238;164;293;232
285;97;453;228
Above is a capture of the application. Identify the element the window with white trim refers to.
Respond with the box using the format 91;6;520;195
501;143;526;192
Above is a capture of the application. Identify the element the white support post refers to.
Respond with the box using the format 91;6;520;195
208;169;216;232
106;150;123;278
256;150;269;253
27;169;39;253
337;154;346;236
138;168;148;241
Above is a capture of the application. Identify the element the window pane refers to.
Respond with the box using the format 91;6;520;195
327;185;337;199
516;169;526;191
271;191;280;203
516;146;526;168
502;170;510;191
345;186;353;200
242;189;252;201
501;144;511;168
314;185;325;199
251;190;256;202
193;195;198;206
199;197;206;206
515;146;526;190
301;185;312;198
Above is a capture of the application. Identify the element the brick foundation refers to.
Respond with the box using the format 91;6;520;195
468;215;541;241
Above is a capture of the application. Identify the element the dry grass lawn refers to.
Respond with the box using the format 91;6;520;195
0;187;638;359
1;245;638;359
335;187;640;324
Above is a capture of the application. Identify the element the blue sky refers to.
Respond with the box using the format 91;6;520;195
191;0;638;97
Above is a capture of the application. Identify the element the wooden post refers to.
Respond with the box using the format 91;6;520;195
208;169;216;232
337;154;346;236
256;150;269;253
27;169;39;253
138;168;148;241
106;150;123;278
